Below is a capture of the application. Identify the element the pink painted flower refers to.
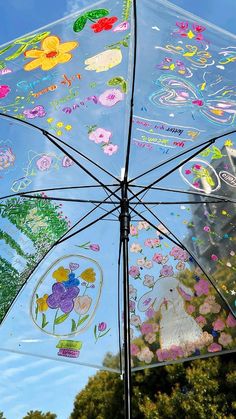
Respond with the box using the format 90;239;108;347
140;323;153;335
176;261;185;271
129;284;137;300
160;265;174;277
218;332;233;347
138;221;150;230
194;278;210;296
130;225;138;236
89;244;100;251
144;238;160;248
103;143;118;155
196;315;207;327
152;253;163;264
143;275;154;288
23;105;46;119
137;258;145;267
146;307;155;318
145;332;156;344
128;266;140;279
203;226;211;232
62;156;74;167
131;343;140;356
156;348;170;362
186;304;195;314
89;127;112;144
185;169;192;175
0;85;10;99
0;147;15;170
192;100;204;107
176;21;189;30
208;343;222;353
144;260;153;269
137;347;154;364
130;243;142;253
226;313;236;327
113;21;129;32
170;246;183;259
169;345;184;360
211;254;218;261
192;23;206;33
74;295;92;315
36;155;52;171
199;302;211;315
98;88;124;107
212;318;225;331
130;314;141;327
193;181;200;188
129;300;135;312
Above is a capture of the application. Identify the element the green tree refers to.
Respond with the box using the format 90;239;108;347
70;354;236;419
0;412;6;419
22;411;57;419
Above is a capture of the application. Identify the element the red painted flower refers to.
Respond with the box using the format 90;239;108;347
192;24;206;33
91;17;118;33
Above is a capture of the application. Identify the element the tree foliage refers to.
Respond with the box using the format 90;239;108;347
22;411;57;419
70;354;236;419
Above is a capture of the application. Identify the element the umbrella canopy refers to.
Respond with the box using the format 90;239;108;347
0;0;235;416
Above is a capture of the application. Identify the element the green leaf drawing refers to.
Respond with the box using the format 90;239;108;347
211;146;224;160
86;9;109;19
108;77;127;93
71;319;77;333
55;312;70;325
94;324;97;340
77;314;89;328
41;313;48;329
206;175;215;187
99;328;111;338
200;148;211;157
73;15;87;32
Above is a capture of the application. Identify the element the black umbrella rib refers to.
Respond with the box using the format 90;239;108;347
21;194;120;205
129;129;236;184
43;132;121;201
129;185;236;203
0;112;119;182
130;138;216;201
131;200;227;205
123;0;138;181
55;205;120;245
117;232;123;375
131;206;184;249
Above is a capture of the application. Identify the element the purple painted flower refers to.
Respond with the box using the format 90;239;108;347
89;243;100;251
160;265;174;277
62;156;74;167
128;266;140;278
98;88;124;107
23;105;46;119
69;263;79;271
36;155;52;171
62;107;72;114
194;278;210;296
129;300;135;312
47;282;79;313
113;21;129;32
98;322;107;332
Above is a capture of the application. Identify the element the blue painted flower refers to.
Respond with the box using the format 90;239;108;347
64;273;80;288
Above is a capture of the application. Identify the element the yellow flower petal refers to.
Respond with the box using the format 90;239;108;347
41;57;58;71
52;266;70;282
42;35;60;52
24;49;45;58
47;118;54;123
56;122;64;127
24;57;43;71
80;268;96;283
59;41;78;53
57;52;73;64
36;294;49;312
65;125;72;131
57;130;62;136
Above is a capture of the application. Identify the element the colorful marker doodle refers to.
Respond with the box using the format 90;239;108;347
179;158;221;193
173;21;208;44
218;47;236;65
0;32;50;61
132;115;204;150
31;255;102;337
150;76;236;125
155;44;214;68
156;57;193;78
57;340;82;358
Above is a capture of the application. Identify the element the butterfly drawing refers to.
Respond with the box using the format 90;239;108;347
150;76;236;125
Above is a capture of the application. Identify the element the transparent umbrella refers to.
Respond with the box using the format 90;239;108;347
0;0;235;417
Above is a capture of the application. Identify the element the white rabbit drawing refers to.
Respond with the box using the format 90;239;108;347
138;276;203;349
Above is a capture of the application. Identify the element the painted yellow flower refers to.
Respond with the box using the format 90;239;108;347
52;266;70;282
57;130;62;136
80;268;96;283
47;117;54;123
85;49;122;73
56;122;64;127
65;125;72;131
224;139;233;147
36;294;49;312
24;35;78;71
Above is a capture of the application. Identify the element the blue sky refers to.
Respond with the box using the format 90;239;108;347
0;0;236;418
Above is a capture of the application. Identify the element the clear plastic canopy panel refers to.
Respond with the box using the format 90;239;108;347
0;0;235;372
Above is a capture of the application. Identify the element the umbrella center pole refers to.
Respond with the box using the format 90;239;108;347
120;180;132;419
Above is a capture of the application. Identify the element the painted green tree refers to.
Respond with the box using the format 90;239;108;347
0;196;69;322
